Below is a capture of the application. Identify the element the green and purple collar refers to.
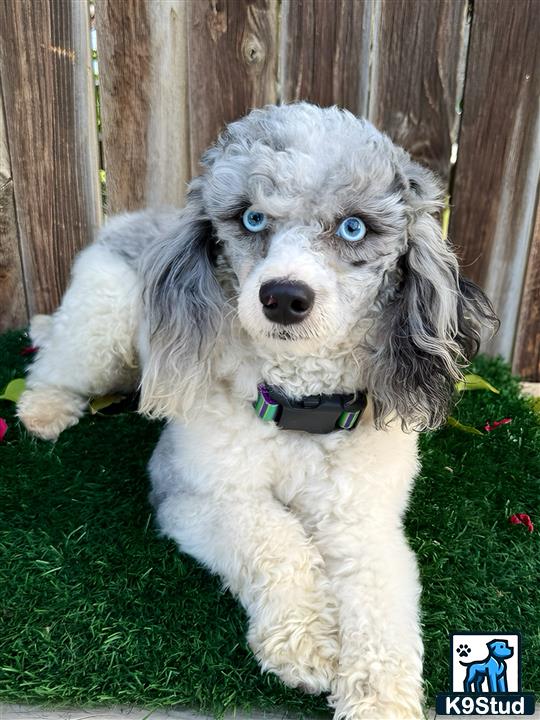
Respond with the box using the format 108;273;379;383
253;383;367;434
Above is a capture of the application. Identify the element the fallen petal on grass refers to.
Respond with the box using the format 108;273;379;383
509;513;534;532
484;417;512;432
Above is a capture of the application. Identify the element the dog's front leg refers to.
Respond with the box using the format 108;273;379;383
292;466;424;720
152;472;339;693
316;511;424;720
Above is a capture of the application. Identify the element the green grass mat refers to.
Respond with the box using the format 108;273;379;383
1;329;539;715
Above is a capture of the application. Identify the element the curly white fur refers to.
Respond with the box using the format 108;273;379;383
17;104;497;719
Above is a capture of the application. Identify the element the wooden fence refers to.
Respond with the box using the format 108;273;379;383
0;0;539;379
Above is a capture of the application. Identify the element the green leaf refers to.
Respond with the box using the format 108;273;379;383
0;378;26;403
455;373;499;394
89;394;125;415
441;200;451;240
447;416;484;436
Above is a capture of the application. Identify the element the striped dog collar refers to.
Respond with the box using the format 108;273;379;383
253;383;367;434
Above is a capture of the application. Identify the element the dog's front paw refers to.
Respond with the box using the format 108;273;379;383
17;387;87;441
330;655;424;719
248;597;339;694
332;698;424;720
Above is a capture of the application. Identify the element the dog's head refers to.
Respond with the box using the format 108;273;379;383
488;640;514;660
140;103;497;428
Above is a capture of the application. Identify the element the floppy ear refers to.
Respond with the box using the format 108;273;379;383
139;180;224;419
367;158;498;431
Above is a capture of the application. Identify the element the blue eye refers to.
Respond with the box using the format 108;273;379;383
242;209;268;233
336;216;367;242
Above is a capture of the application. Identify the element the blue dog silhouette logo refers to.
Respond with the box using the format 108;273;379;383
458;639;514;692
436;633;536;715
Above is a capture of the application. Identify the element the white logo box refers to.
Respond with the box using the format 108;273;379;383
451;633;520;693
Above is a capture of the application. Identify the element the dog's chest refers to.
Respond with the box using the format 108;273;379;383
268;415;420;515
270;431;343;504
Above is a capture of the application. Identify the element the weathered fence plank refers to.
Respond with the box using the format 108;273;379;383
0;87;27;330
187;0;278;176
72;0;103;232
281;0;371;115
0;0;101;317
95;0;190;213
369;0;467;186
448;0;540;361
513;206;540;380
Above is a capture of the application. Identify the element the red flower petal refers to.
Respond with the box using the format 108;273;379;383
0;418;7;442
484;417;512;432
20;346;39;356
509;513;534;532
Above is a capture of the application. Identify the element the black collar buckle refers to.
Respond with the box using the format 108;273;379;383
253;384;367;434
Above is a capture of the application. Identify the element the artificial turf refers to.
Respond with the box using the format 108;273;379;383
0;328;539;715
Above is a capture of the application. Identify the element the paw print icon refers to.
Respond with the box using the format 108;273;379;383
456;643;471;658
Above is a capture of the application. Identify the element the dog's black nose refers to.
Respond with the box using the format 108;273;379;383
259;280;315;325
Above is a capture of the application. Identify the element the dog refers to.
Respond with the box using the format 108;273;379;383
17;103;498;719
461;640;514;692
